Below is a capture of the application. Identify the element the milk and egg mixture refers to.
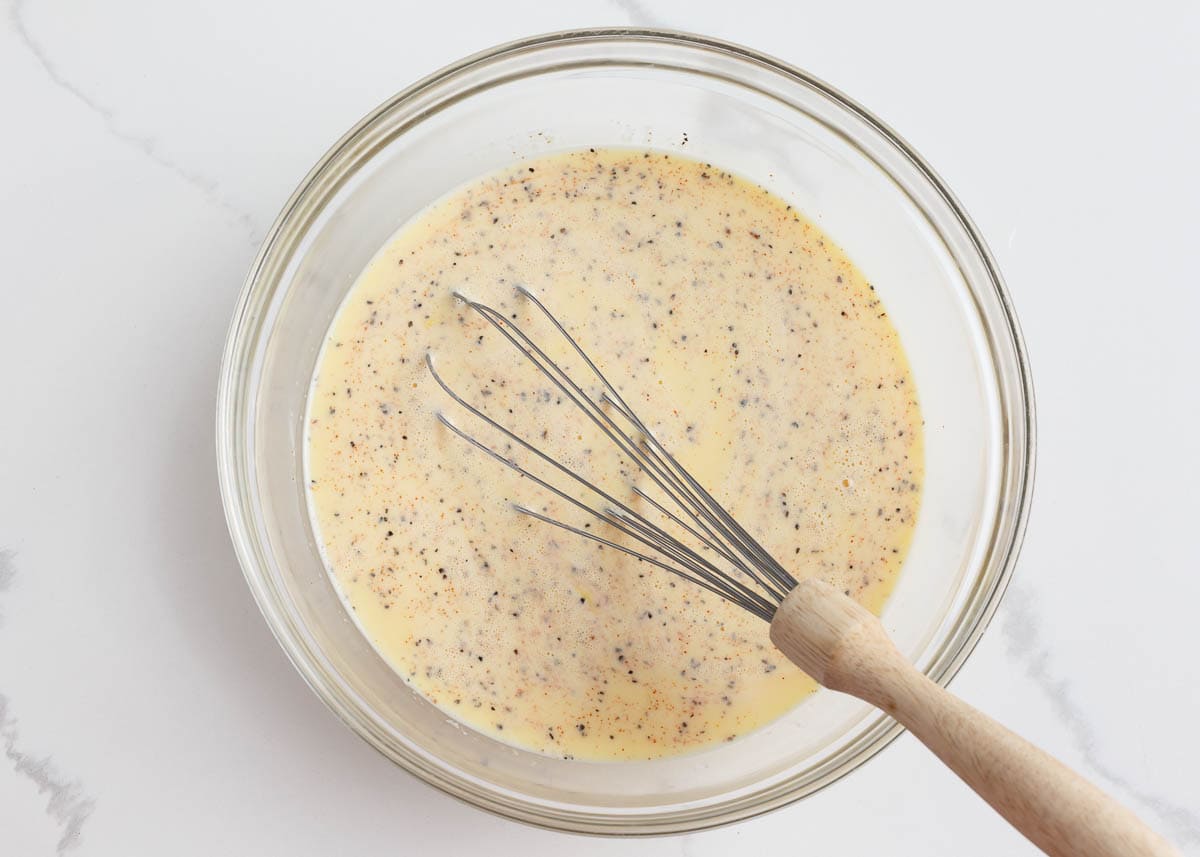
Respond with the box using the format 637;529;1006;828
307;150;923;759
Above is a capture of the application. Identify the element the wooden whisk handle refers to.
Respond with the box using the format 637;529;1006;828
769;579;1178;857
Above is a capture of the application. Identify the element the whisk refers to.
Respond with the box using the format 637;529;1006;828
429;287;1176;857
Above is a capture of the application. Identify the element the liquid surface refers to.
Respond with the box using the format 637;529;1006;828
307;150;923;760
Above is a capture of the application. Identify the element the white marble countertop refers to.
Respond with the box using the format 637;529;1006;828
2;0;1198;853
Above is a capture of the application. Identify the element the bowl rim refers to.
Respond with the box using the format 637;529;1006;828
216;26;1037;835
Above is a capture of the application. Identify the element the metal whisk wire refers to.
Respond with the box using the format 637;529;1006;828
427;288;798;622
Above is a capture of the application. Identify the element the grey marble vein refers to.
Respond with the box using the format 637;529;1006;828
1001;583;1199;846
0;553;95;853
1;696;95;854
8;0;263;247
607;0;670;29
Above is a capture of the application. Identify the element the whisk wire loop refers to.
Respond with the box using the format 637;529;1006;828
429;289;798;621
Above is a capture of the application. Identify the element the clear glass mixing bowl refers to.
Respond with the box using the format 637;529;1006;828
216;29;1035;834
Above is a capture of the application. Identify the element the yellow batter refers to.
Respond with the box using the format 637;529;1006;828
306;150;923;760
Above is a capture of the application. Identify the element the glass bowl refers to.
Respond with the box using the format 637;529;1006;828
216;28;1034;834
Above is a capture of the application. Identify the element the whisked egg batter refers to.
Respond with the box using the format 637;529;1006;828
306;149;923;759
